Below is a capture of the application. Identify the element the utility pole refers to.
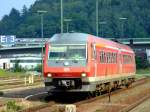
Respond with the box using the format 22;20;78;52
64;19;72;33
96;0;99;37
119;17;127;38
61;0;63;33
37;10;47;75
99;21;107;37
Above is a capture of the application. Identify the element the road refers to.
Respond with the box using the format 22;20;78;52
2;86;46;99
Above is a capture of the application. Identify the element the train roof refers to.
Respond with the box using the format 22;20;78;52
49;33;133;53
49;33;88;44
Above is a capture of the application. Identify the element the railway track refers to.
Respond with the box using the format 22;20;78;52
17;77;149;112
76;77;150;112
119;94;150;112
0;78;43;91
75;77;148;106
0;79;42;86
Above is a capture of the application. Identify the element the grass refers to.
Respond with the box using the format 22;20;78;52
95;109;103;112
136;67;150;78
136;68;150;74
1;100;23;112
0;69;27;78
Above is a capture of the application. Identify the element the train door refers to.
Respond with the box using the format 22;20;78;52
93;43;97;77
118;49;122;75
98;50;106;76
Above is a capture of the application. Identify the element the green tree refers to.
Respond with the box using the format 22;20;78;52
0;0;150;38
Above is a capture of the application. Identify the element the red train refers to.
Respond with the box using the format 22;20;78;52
44;33;136;95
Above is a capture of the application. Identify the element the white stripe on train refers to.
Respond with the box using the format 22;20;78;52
82;73;135;82
105;45;134;53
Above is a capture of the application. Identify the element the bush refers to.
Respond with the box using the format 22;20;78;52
6;100;22;112
136;56;149;69
13;60;25;72
34;64;42;72
0;91;4;96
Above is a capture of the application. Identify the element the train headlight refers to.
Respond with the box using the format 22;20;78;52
81;73;87;77
47;73;52;77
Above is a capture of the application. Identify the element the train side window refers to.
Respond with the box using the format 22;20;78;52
123;55;126;64
129;55;132;63
116;53;118;63
104;52;106;63
108;52;110;63
114;53;116;63
92;44;96;59
105;52;107;63
112;53;115;63
102;51;105;63
107;52;109;63
123;55;125;64
108;52;109;63
101;51;103;63
109;52;111;63
123;55;133;64
112;53;114;63
100;51;105;63
111;53;113;63
100;51;102;63
94;45;96;59
107;53;109;63
91;44;94;59
131;55;133;63
110;52;112;63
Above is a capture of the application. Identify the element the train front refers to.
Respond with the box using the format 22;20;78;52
44;33;91;93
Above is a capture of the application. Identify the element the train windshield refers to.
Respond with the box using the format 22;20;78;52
49;45;86;60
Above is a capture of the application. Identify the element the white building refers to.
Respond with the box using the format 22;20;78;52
146;49;150;64
0;58;12;69
0;55;42;70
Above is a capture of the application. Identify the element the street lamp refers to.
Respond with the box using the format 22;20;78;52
119;17;127;38
37;10;47;75
61;0;64;33
99;21;107;37
96;0;99;37
64;19;72;33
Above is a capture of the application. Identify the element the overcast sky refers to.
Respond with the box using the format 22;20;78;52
0;0;37;20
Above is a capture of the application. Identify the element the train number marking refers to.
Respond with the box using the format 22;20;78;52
64;68;70;72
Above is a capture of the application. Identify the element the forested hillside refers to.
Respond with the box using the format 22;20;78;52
0;0;150;38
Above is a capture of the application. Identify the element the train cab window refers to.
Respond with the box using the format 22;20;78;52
49;45;86;60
